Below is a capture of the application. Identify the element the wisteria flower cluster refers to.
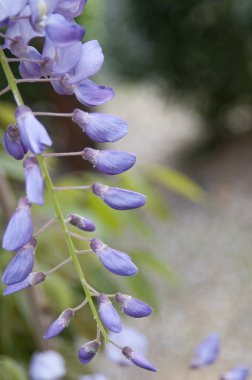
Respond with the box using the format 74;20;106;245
0;0;157;374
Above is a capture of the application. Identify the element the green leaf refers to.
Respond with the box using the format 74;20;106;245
0;356;28;380
145;164;205;202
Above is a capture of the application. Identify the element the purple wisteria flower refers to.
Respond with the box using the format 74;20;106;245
72;109;128;143
79;374;108;380
115;293;153;318
44;308;74;340
2;197;33;251
29;350;66;380
24;157;44;205
15;105;52;155
220;366;250;380
98;294;122;333
55;0;87;19
2;124;27;160
2;238;36;285
92;182;146;211
67;213;96;232
122;346;157;372
0;0;26;23
4;271;45;295
82;148;136;175
90;238;138;276
78;340;101;365
190;333;220;369
19;46;42;78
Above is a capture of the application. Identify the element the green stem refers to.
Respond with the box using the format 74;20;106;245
0;47;108;342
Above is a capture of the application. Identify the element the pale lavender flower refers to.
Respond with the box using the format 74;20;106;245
190;333;220;369
82;148;136;175
98;294;122;333
2;197;33;251
220;366;250;380
106;326;148;366
67;213;96;232
2;124;27;160
92;182;146;210
15;105;52;155
4;271;45;295
0;0;26;23
44;309;74;340
78;340;100;365
115;293;153;318
79;375;108;380
90;238;138;276
55;0;87;19
2;238;36;285
122;346;157;372
72;110;128;143
29;350;66;380
19;46;42;78
24;156;44;205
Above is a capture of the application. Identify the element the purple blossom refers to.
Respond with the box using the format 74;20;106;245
98;294;122;333
220;366;250;380
190;333;220;369
0;0;26;23
92;182;146;210
72;110;128;143
15;105;52;155
55;0;87;19
82;148;136;175
79;375;108;380
24;157;44;205
78;340;100;365
43;309;74;340
67;213;96;232
29;350;66;380
115;293;153;318
2;124;27;160
122;346;157;372
90;238;138;276
4;271;45;295
2;238;36;285
19;46;42;78
2;197;33;252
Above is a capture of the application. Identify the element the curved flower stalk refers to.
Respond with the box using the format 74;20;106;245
0;0;156;373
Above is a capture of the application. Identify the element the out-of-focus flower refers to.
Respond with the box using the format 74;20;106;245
115;293;153;318
79;375;108;380
29;350;66;380
122;346;157;372
190;333;220;369
220;366;250;380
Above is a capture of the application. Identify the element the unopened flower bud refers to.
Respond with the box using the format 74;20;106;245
44;309;74;340
24;157;44;205
82;147;136;175
92;182;146;211
98;294;122;333
78;340;100;365
2;124;27;160
122;346;157;372
67;213;96;232
220;366;250;380
190;333;220;369
115;293;152;318
2;197;33;251
90;238;138;276
4;271;45;295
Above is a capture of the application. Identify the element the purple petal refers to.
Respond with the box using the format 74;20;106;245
19;46;42;78
2;124;27;160
3;271;45;295
98;294;122;333
2;242;35;285
16;105;52;155
78;340;100;365
29;0;58;28
221;366;250;380
72;110;127;143
68;213;96;232
2;197;33;251
90;239;138;276
115;293;153;318
71;40;104;83
0;0;26;22
122;346;157;372
45;14;85;47
92;182;146;210
74;79;114;107
43;309;74;340
190;333;220;369
24;157;44;205
55;0;87;19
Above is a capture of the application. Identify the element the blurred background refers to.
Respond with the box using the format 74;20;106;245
1;0;252;379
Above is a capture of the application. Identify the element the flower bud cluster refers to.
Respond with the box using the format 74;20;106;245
0;0;155;373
